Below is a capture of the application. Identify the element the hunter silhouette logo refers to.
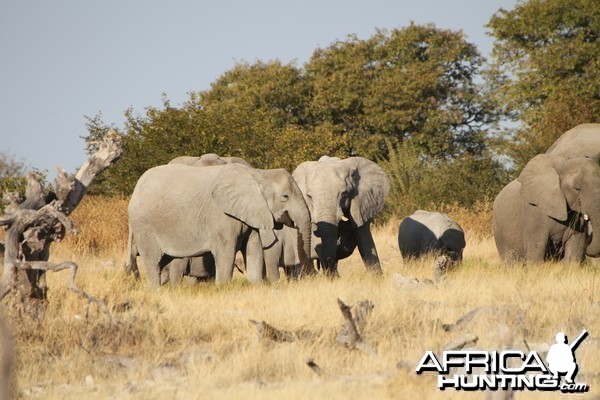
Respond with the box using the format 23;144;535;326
416;329;589;393
546;330;588;384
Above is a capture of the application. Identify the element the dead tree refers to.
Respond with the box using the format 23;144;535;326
0;131;122;307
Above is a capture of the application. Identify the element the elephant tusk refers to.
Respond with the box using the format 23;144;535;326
340;215;349;222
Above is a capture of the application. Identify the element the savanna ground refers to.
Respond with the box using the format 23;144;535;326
1;197;599;399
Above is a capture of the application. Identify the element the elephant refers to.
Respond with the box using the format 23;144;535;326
397;210;465;262
263;225;303;281
126;163;311;286
169;153;252;168
492;153;600;263
546;123;600;158
288;156;390;276
151;154;253;284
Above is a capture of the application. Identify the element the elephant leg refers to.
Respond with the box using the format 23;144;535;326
136;237;163;287
245;230;265;283
189;255;215;280
214;244;237;284
355;223;383;274
563;233;587;264
524;238;548;262
125;224;141;279
168;258;188;285
264;241;282;283
523;224;549;262
160;266;170;285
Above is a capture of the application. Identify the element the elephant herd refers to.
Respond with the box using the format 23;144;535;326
126;154;391;286
125;123;600;286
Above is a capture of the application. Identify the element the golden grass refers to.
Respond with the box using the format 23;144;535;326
2;197;600;399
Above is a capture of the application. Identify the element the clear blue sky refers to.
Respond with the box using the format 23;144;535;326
0;0;518;179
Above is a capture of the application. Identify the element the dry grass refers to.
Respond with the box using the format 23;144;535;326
2;197;599;399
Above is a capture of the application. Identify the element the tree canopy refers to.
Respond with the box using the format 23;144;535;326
487;0;600;170
306;24;495;160
87;23;501;205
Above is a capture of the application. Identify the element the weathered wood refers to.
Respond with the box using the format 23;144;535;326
306;359;326;377
61;130;122;215
0;260;116;325
353;299;374;333
443;333;479;351
336;298;361;349
336;298;377;355
0;130;122;302
249;320;297;343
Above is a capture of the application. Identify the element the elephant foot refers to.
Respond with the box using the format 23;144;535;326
323;267;340;279
366;264;383;276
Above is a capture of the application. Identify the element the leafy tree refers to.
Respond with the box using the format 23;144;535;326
84;100;225;195
305;23;496;160
487;0;600;170
379;141;509;219
86;25;506;209
0;152;27;198
196;61;348;170
0;153;49;212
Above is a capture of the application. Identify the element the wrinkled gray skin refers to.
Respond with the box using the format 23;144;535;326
157;154;253;284
263;225;302;280
493;153;600;263
126;163;311;286
280;156;390;277
546;123;600;158
398;210;466;262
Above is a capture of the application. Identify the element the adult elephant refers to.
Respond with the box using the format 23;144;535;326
546;123;600;158
291;156;390;276
493;153;600;263
126;163;311;286
169;153;252;167
158;154;253;284
398;210;465;262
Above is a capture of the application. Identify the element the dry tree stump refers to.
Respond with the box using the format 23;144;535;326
0;130;122;314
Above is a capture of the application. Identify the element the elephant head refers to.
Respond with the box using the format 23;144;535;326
517;153;600;257
293;156;389;273
213;165;312;272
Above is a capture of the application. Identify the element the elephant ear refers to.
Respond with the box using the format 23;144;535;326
342;157;390;227
292;161;318;205
212;164;275;231
517;154;567;221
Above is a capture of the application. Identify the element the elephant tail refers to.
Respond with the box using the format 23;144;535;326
124;222;140;279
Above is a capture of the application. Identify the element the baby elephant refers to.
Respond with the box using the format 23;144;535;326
398;210;466;262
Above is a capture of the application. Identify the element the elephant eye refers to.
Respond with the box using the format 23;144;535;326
282;194;289;201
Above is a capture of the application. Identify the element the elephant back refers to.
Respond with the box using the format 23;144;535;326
546;123;600;158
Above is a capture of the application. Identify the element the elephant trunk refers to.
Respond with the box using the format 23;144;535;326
289;199;314;277
315;221;339;276
585;209;600;257
296;220;314;277
311;194;341;276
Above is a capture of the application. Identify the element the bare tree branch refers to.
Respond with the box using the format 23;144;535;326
336;298;361;349
0;130;122;303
